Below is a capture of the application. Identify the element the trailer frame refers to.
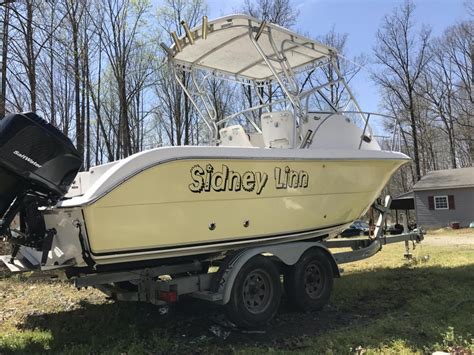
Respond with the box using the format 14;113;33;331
1;195;424;327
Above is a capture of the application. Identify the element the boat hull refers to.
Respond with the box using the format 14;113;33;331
68;154;406;265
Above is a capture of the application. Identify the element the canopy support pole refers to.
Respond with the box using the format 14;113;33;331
248;25;302;148
173;64;218;145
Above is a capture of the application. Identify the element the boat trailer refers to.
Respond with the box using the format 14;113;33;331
1;196;423;328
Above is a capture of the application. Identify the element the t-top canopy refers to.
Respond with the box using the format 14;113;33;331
166;15;335;80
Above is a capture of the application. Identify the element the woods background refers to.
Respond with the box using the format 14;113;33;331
0;0;472;195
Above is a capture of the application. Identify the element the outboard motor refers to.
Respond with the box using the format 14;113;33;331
0;112;82;254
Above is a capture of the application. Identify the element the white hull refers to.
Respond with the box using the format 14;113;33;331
31;146;410;268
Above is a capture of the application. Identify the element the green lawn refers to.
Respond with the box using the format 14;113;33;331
1;232;473;354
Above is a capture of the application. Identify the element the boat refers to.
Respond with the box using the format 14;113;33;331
0;15;409;273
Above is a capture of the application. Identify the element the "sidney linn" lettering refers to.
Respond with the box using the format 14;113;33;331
189;164;309;194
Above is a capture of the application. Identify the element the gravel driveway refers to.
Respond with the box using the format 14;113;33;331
423;232;474;246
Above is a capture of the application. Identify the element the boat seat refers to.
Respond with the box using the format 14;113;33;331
219;125;253;147
249;133;265;147
261;111;293;148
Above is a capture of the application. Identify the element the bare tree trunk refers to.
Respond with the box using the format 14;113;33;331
373;1;430;182
81;44;86;164
49;35;55;124
118;77;131;156
63;52;69;135
66;1;84;163
0;2;10;117
95;33;102;165
82;29;91;170
407;90;421;179
174;84;181;145
25;1;36;112
73;24;82;161
183;72;190;145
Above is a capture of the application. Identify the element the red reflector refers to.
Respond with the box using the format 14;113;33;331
159;291;177;303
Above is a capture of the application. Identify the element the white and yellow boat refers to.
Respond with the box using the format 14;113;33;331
0;15;408;272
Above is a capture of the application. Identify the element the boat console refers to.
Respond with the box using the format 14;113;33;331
261;111;294;148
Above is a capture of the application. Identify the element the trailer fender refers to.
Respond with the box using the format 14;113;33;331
217;242;339;305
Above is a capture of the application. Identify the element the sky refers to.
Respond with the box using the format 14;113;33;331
206;0;471;114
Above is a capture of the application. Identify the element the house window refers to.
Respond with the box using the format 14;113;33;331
434;195;449;210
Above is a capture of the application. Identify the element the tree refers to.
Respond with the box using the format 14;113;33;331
309;27;367;110
0;1;10;117
242;0;299;28
240;0;300;126
155;0;207;146
0;0;469;177
65;0;85;162
428;21;473;167
373;0;431;181
93;0;150;158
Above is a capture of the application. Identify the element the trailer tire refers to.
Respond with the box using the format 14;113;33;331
285;248;333;311
225;255;281;328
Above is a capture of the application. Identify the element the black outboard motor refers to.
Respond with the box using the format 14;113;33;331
0;112;82;251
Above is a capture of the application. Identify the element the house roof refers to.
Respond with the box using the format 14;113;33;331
393;191;414;200
413;167;474;191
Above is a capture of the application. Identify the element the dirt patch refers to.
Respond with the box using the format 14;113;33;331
428;227;474;236
0;240;10;254
160;300;338;344
11;290;375;351
0;241;11;274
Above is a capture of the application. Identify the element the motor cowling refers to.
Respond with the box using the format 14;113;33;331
0;112;82;246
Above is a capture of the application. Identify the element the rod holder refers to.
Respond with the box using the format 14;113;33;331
255;21;267;41
201;15;208;39
180;20;194;45
160;42;174;57
171;32;182;52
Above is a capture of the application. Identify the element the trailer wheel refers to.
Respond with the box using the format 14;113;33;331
225;255;281;328
285;248;333;311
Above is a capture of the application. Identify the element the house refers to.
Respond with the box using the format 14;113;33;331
413;167;474;229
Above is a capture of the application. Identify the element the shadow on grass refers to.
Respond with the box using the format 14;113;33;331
4;263;474;353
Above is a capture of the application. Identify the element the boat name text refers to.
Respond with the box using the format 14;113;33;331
189;164;309;194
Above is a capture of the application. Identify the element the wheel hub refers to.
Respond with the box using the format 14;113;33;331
242;269;273;314
304;263;323;299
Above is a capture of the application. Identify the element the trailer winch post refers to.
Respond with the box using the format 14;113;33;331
325;195;424;264
373;195;392;241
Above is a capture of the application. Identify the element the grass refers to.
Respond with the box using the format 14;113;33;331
1;231;473;354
